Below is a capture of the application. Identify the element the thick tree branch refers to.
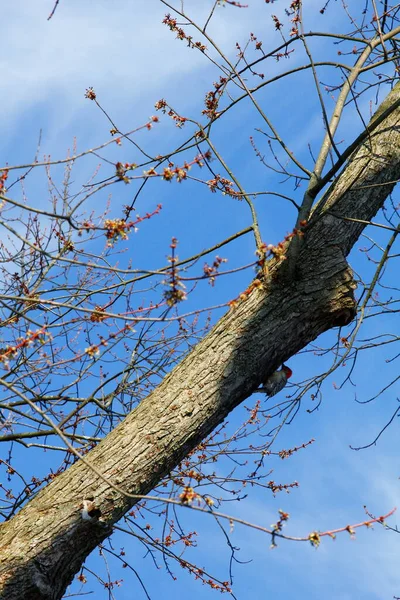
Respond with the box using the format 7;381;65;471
1;84;400;600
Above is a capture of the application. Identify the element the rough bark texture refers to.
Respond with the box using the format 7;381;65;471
0;83;400;600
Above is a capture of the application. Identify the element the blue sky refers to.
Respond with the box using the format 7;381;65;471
1;1;400;599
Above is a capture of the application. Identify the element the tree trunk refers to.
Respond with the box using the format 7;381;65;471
1;83;400;600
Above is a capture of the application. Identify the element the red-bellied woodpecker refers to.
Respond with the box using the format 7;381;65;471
262;365;292;397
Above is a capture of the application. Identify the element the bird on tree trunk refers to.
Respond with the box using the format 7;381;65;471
261;365;292;397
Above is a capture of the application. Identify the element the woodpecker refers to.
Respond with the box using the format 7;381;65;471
262;365;292;397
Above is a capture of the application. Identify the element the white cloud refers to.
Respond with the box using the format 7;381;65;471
1;1;272;140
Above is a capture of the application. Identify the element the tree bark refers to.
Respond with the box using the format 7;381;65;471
1;83;400;600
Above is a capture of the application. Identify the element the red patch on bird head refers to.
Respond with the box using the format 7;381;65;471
282;365;292;378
